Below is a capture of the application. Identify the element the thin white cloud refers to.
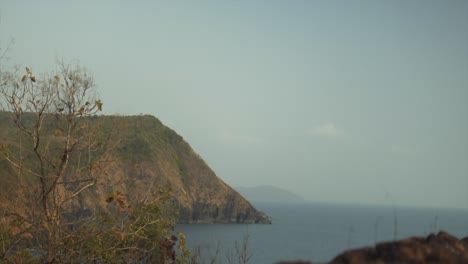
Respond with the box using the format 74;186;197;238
309;122;344;139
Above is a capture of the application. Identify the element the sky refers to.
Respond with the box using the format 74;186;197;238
1;1;467;209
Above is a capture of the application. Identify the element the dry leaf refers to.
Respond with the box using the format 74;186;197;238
10;226;20;235
95;100;103;111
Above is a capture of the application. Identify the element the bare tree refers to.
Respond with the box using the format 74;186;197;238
0;62;192;263
234;232;253;264
0;62;104;262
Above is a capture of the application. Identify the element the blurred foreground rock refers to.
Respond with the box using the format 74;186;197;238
330;231;468;264
278;231;468;264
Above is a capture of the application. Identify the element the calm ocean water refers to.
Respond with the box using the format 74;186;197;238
176;202;468;264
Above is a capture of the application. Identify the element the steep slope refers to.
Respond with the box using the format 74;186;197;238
0;112;271;224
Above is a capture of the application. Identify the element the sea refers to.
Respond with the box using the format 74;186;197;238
175;202;468;264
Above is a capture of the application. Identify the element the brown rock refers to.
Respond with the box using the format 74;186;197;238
330;231;468;264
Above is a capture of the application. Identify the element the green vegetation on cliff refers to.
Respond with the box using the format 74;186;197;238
0;111;270;224
0;62;269;263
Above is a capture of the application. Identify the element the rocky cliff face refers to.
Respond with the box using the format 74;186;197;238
0;112;271;224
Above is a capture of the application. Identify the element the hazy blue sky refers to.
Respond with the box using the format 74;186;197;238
1;1;467;209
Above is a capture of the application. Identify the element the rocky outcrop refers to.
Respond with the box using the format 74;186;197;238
277;231;468;264
330;231;468;264
0;112;271;224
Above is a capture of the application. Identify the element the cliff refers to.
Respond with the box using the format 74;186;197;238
0;112;271;224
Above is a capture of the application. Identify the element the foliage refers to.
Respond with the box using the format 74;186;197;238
0;62;189;263
0;63;105;262
189;232;252;264
57;187;189;263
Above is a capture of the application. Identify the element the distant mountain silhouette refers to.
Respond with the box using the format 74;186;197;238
235;185;305;204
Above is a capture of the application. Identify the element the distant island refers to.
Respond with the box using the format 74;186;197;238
235;185;306;204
